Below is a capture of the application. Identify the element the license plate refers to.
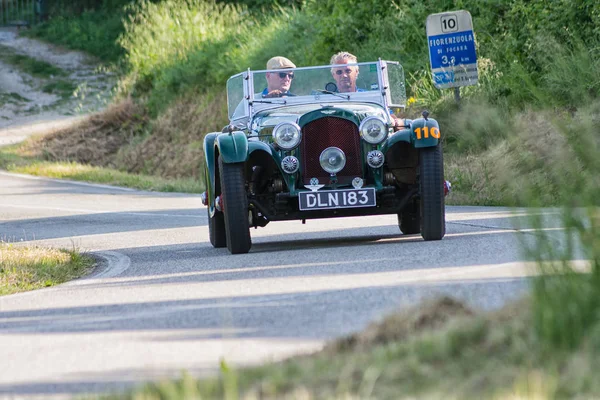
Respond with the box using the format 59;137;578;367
299;188;376;211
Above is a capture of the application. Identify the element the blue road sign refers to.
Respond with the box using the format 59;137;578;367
426;11;478;89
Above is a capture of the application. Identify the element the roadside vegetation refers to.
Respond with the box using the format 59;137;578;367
0;50;66;79
0;242;95;295
3;0;600;397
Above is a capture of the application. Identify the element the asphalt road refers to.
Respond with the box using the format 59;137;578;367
0;171;563;399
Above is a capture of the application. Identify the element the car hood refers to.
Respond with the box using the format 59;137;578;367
251;102;389;131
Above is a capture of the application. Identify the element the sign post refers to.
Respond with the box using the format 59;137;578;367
426;10;478;101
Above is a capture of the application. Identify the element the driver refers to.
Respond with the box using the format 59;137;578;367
262;56;296;98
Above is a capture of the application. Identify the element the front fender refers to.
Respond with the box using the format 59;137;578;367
216;131;249;163
203;132;219;215
204;131;249;216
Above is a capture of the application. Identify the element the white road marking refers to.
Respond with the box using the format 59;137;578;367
0;203;203;219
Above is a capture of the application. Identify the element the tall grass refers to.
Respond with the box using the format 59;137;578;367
117;0;317;114
538;40;600;107
523;102;600;350
119;1;248;92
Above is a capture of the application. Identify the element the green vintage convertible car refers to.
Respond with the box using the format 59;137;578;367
202;60;446;254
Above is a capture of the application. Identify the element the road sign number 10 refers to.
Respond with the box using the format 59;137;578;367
441;15;458;32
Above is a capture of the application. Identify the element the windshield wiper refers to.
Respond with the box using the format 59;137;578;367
314;89;350;100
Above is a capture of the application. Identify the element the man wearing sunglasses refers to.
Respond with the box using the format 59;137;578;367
330;51;405;130
262;56;297;98
330;51;361;93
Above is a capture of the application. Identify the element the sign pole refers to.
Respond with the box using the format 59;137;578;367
454;87;460;104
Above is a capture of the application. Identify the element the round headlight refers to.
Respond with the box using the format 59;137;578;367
319;147;346;174
359;116;387;144
272;122;301;150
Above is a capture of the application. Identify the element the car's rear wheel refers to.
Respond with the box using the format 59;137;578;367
398;201;420;234
219;157;251;254
419;144;445;240
208;206;226;248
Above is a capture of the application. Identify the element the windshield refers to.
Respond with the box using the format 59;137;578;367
386;62;407;108
226;73;245;120
252;62;382;97
227;61;406;122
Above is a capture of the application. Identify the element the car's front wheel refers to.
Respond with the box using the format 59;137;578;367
419;144;445;240
219;157;251;254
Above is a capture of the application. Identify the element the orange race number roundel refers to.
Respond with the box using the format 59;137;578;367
415;126;441;140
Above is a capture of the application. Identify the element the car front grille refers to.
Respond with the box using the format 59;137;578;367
300;117;362;185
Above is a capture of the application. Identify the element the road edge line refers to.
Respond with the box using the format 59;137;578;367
0;171;136;191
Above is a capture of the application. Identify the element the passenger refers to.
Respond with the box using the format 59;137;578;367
330;51;404;129
262;56;297;98
330;51;362;93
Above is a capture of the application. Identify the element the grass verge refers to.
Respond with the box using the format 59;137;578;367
0;242;95;296
0;144;203;193
102;296;600;399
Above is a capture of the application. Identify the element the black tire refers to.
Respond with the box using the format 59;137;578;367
419;144;445;241
208;206;226;248
398;201;420;234
219;157;251;254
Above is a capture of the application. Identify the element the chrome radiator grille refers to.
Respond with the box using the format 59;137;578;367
300;117;362;185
